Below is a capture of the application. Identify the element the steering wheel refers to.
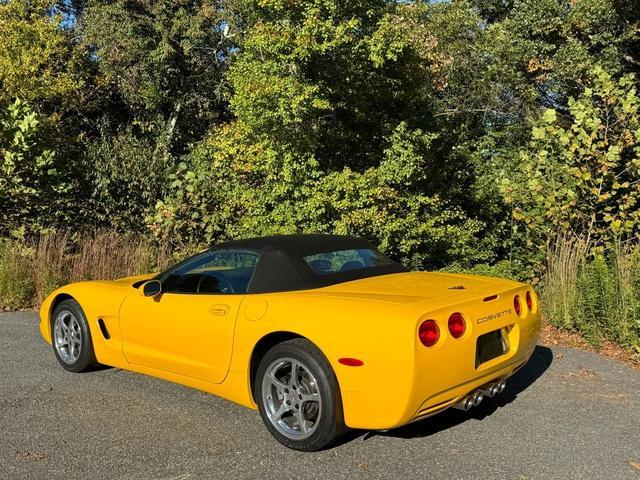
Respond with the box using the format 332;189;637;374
196;273;235;294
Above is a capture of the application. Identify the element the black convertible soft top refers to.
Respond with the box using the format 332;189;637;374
210;234;408;294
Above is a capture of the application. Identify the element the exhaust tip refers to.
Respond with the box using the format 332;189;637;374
481;384;499;397
454;388;490;411
453;396;474;411
497;380;506;393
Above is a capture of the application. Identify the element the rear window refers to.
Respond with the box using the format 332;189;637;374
303;248;395;275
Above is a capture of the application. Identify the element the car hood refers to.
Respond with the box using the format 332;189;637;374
113;273;156;286
84;273;156;289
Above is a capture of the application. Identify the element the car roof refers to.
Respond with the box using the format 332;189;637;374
209;234;407;293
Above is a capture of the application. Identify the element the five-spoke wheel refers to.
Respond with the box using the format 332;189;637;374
53;310;82;364
261;358;322;439
255;338;345;451
51;299;98;372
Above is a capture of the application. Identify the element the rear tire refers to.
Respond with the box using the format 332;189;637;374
51;299;98;373
255;338;345;451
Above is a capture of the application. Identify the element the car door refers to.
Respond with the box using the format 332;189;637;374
119;249;260;384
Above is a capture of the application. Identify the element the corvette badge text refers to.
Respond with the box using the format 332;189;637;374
477;308;512;324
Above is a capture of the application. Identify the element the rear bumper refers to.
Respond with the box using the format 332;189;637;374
410;351;530;423
409;313;540;422
340;292;541;430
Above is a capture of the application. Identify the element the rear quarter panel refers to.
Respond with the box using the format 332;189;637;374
229;291;417;427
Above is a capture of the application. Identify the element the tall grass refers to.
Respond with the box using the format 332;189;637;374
542;237;640;349
0;231;173;311
542;236;590;332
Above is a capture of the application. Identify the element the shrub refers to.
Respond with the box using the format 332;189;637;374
150;128;494;270
0;239;36;311
0;99;71;235
499;69;640;270
442;260;523;282
81;129;175;232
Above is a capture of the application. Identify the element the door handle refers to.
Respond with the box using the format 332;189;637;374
209;304;230;316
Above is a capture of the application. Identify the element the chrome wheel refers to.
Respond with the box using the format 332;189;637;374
53;310;82;364
261;358;322;440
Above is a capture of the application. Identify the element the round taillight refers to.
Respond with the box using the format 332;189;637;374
419;320;440;347
448;312;466;339
526;291;534;311
514;295;522;316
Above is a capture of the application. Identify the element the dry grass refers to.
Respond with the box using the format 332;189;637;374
541;236;590;331
0;240;37;311
65;231;172;284
0;231;173;310
542;236;640;350
3;231;640;354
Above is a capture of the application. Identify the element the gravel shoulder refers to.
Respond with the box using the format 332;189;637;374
1;311;639;480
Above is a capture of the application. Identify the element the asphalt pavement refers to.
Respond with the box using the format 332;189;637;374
1;311;639;480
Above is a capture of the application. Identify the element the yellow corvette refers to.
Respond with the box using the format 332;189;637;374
39;234;541;451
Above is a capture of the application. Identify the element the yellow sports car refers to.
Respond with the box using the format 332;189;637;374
39;234;541;451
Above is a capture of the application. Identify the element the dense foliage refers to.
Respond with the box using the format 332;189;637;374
502;69;640;265
0;99;69;232
1;0;640;272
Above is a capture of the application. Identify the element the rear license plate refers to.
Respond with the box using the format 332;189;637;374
475;329;508;367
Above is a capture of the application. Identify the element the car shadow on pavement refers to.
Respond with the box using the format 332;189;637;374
360;345;554;442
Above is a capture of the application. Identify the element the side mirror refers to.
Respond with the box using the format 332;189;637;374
139;280;162;297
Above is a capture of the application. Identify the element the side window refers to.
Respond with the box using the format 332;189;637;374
162;250;260;294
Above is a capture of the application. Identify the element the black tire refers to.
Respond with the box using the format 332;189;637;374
50;299;98;373
254;338;345;451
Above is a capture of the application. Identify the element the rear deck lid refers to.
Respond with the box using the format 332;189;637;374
317;271;520;305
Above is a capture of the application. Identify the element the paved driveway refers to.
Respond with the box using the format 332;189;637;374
1;312;638;479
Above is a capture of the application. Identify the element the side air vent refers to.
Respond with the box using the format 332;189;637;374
483;295;498;302
97;318;111;340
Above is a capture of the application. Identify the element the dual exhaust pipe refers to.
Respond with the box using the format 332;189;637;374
453;379;506;411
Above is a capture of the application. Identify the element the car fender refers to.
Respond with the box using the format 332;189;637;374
39;274;152;367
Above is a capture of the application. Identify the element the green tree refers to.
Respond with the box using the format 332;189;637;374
81;127;174;232
0;0;98;234
150;0;494;267
500;68;640;265
0;99;71;234
80;0;233;156
486;0;637;111
0;0;83;111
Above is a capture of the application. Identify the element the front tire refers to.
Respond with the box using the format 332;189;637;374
255;338;345;451
51;299;98;372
